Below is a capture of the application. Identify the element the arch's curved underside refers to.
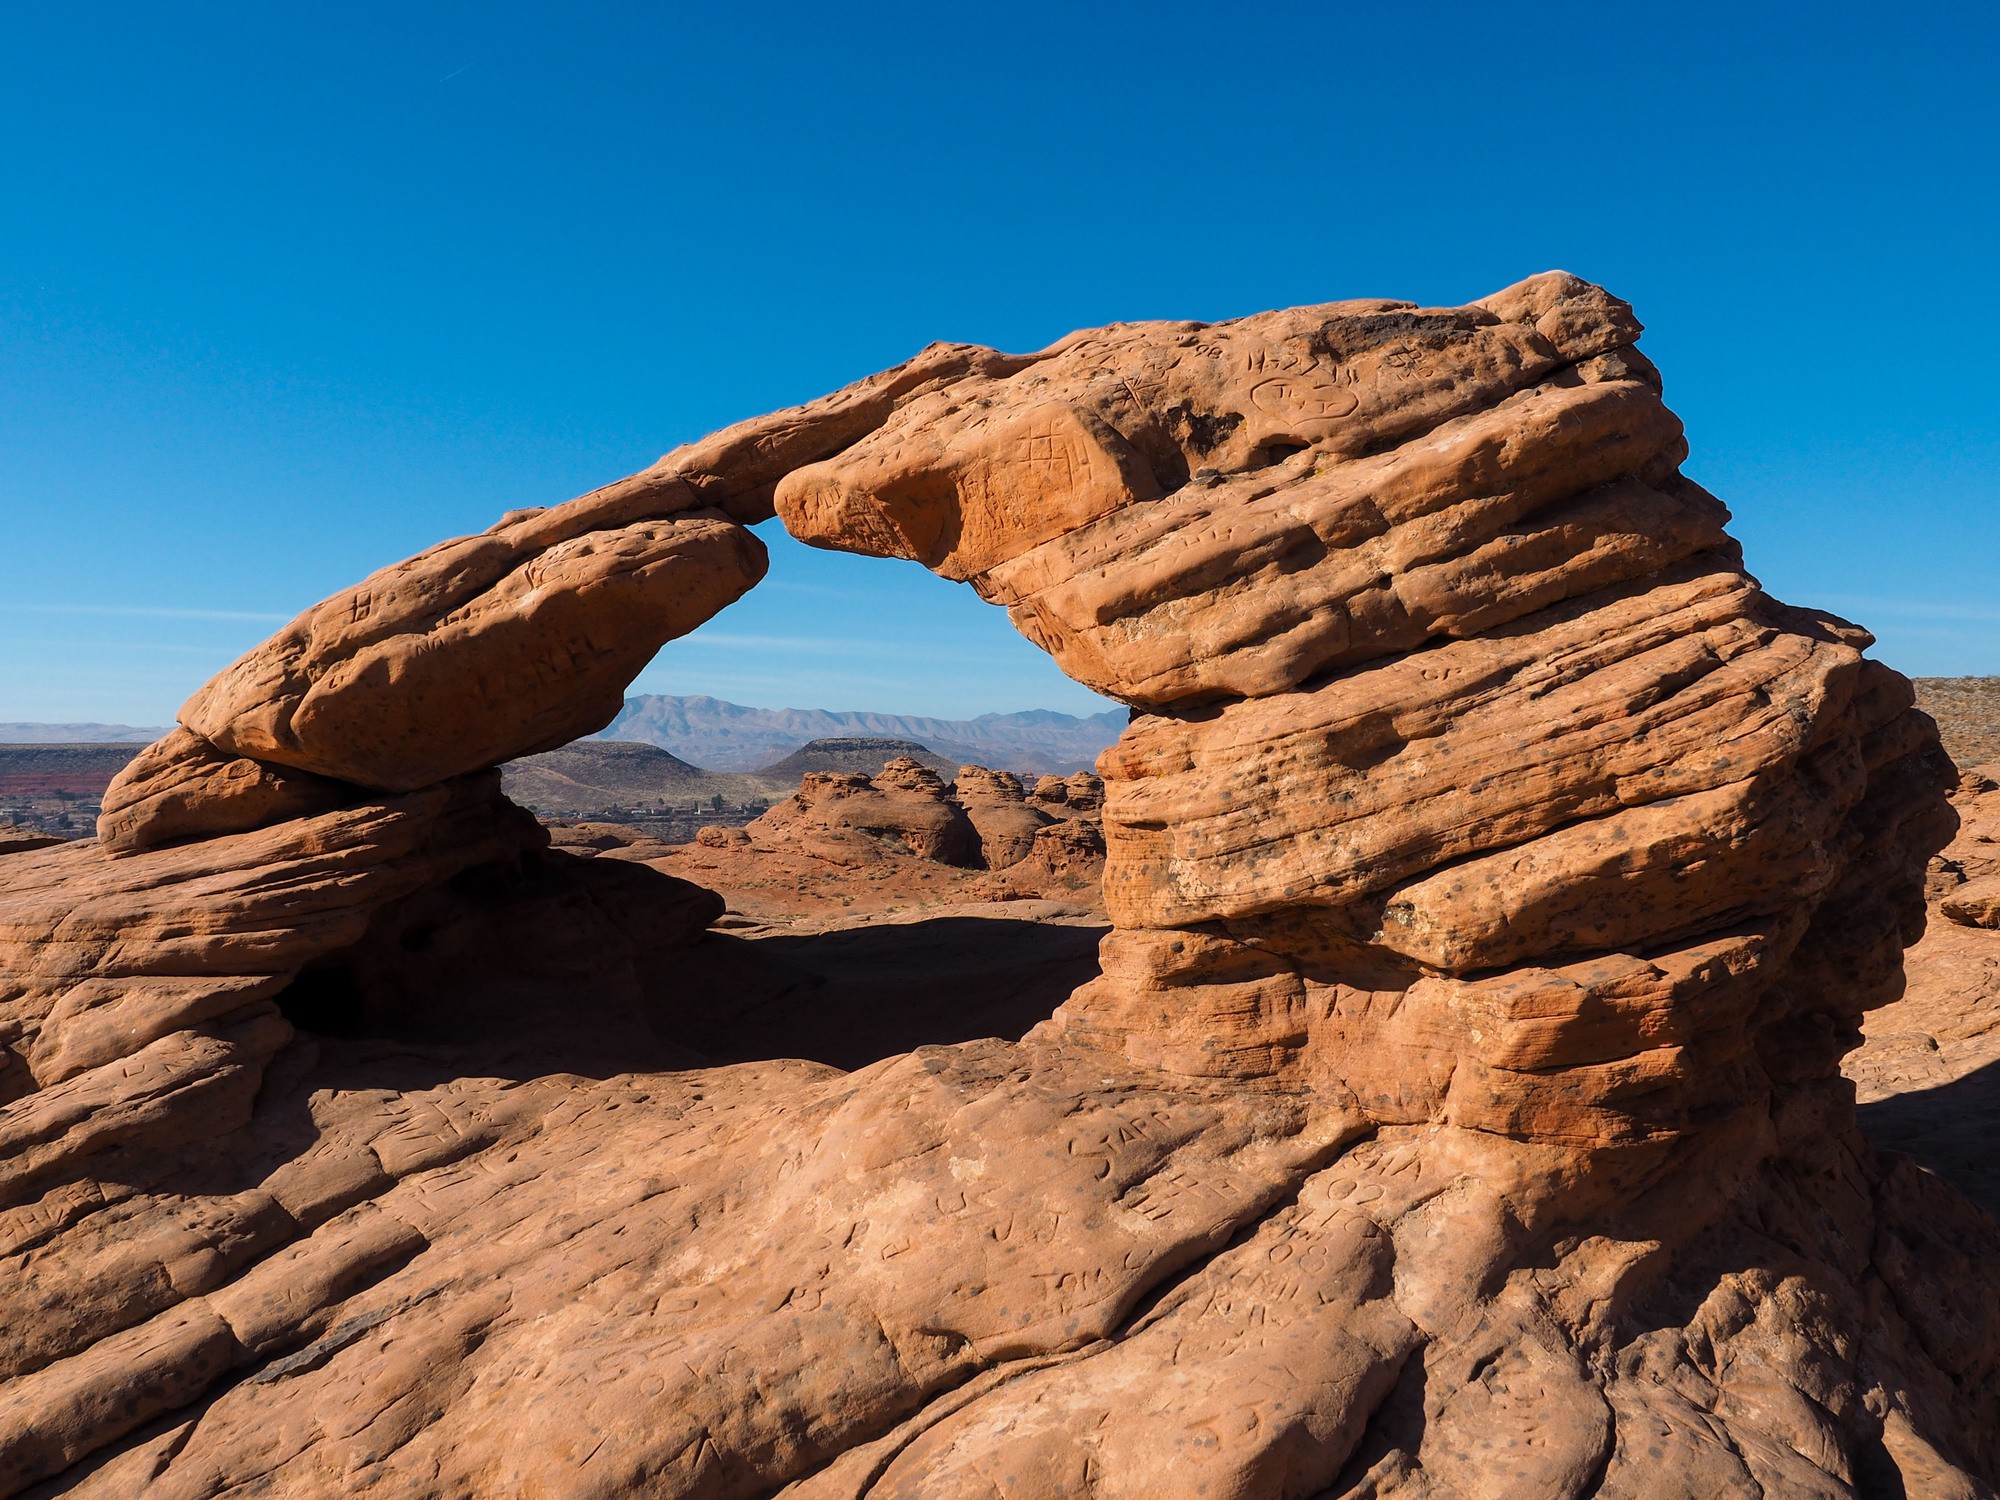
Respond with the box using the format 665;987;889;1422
2;275;1997;1496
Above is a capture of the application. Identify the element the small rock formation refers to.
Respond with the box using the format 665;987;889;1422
1007;816;1108;892
747;759;981;868
622;761;1109;921
729;759;1108;881
1931;766;2000;929
944;765;1051;869
1029;771;1106;816
1;275;1996;1497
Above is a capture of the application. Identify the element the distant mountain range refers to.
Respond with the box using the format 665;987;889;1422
598;696;1127;775
0;724;167;744
0;698;1131;778
499;736;967;820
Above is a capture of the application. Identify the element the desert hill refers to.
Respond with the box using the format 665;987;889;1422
1915;676;2000;768
0;743;144;795
751;735;955;781
0;745;148;841
0;729;1079;841
497;739;767;816
496;737;964;827
6;677;1984;842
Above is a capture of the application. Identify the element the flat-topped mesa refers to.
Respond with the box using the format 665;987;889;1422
774;271;1958;1148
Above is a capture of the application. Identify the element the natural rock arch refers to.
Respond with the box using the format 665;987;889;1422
92;269;1950;1144
1;274;1995;1496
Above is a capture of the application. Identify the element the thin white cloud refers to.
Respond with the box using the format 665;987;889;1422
5;638;240;656
676;631;1027;665
1817;595;2000;625
755;579;851;599
0;603;288;623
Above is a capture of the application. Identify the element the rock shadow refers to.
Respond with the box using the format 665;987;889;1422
1859;1058;2000;1223
138;907;1107;1218
270;888;1107;1084
659;912;1109;1070
246;841;1103;1086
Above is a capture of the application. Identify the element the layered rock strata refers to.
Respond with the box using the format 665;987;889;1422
1;274;1995;1497
0;830;59;859
771;273;1994;1488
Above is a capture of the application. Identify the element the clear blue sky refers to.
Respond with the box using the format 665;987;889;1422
2;2;1995;726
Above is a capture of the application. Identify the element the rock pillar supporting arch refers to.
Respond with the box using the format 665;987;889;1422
769;271;1954;1155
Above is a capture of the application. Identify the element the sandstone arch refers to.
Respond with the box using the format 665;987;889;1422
1;275;1996;1497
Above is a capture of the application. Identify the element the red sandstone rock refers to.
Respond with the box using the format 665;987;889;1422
128;339;1039;835
95;728;354;854
1002;815;1107;892
632;761;1109;920
175;511;768;795
545;821;646;854
777;275;1713;710
1849;769;2000;1218
1942;874;2000;928
951;764;1054;869
1930;766;2000;929
1029;771;1105;816
745;760;980;868
2;275;1996;1498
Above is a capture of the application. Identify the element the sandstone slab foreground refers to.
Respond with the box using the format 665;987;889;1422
2;274;1996;1498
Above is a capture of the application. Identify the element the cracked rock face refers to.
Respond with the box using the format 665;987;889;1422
3;275;1998;1498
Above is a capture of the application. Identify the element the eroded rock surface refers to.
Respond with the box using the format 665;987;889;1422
3;275;1997;1498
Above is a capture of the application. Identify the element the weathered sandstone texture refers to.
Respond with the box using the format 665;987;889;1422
748;759;981;869
2;274;1996;1497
